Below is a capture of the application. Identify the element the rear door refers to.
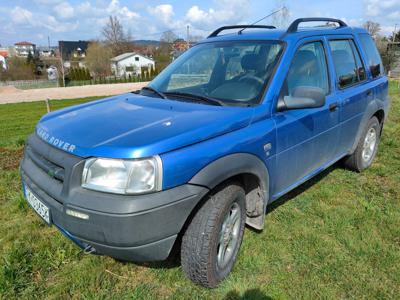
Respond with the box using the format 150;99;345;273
327;37;372;153
272;38;340;196
357;33;388;109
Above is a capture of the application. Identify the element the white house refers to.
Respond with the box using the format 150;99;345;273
14;41;36;57
111;52;155;77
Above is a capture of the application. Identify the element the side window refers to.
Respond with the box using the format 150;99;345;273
349;42;366;82
281;41;329;98
329;39;366;88
359;33;384;78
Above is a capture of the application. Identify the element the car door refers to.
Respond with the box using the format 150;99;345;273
327;37;371;154
272;39;340;197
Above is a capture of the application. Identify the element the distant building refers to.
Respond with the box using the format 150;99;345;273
173;38;189;52
14;41;36;57
111;52;155;77
37;46;56;57
171;38;194;60
58;40;89;61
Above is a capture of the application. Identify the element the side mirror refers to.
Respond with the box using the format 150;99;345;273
277;86;326;111
370;64;381;78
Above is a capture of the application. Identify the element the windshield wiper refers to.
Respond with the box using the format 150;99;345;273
140;86;167;99
164;91;224;106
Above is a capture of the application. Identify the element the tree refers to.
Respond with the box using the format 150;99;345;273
102;15;132;56
158;30;178;64
26;51;34;65
160;30;178;43
0;56;34;81
363;21;381;39
389;30;400;43
85;42;112;77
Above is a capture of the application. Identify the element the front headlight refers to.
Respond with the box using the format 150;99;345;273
82;156;162;194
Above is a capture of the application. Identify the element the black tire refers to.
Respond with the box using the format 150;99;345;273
342;116;381;172
181;182;246;288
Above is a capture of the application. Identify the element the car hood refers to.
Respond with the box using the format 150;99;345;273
36;93;255;158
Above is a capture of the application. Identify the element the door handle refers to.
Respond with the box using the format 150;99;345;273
367;89;373;96
329;102;338;112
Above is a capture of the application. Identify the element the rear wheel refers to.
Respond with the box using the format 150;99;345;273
343;116;381;172
181;182;246;288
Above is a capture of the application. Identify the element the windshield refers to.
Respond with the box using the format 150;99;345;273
149;41;284;105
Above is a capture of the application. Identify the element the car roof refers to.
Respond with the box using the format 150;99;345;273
202;26;369;44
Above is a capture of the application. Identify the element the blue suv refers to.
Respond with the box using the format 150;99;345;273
21;18;389;287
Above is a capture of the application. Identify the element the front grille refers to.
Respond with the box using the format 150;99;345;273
26;145;65;182
21;133;84;204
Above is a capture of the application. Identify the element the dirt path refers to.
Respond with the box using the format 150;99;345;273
0;82;149;104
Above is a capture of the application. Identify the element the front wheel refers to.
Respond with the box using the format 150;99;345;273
343;116;381;172
181;182;246;288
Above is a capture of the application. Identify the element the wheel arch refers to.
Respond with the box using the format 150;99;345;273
351;99;385;153
189;153;270;230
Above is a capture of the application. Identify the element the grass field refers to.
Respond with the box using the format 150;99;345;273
0;87;399;299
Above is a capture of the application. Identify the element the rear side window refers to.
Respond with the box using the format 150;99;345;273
281;41;329;98
359;33;384;78
329;39;366;88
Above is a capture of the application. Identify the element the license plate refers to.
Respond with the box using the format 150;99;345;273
24;185;50;224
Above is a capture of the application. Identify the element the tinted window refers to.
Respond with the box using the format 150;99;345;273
281;41;329;98
329;39;365;88
359;34;384;78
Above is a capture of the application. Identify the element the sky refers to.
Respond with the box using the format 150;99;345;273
0;0;399;47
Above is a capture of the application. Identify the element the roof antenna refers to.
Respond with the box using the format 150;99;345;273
238;6;287;35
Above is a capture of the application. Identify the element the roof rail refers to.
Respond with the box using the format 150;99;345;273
287;18;347;33
208;25;276;38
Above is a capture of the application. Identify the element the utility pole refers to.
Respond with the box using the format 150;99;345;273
59;42;65;87
393;24;398;43
48;36;50;50
186;25;190;50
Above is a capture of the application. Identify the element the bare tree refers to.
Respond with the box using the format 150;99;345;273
189;35;204;43
160;30;178;43
363;21;381;39
102;16;132;56
85;42;112;77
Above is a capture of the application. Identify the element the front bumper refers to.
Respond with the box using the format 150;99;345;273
21;134;209;261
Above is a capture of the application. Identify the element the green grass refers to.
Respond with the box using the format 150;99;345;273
0;87;399;299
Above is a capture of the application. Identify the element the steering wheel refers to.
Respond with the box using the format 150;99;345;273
238;74;264;86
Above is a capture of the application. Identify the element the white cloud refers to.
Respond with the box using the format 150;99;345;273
107;0;140;20
10;6;34;25
54;2;75;19
41;15;78;32
366;0;400;20
148;4;174;25
185;0;251;29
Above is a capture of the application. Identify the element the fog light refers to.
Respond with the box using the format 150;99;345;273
66;209;89;220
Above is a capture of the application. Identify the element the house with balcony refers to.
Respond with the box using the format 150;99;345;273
14;41;36;57
58;40;90;68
